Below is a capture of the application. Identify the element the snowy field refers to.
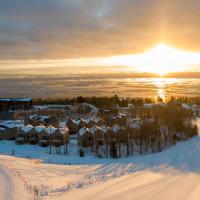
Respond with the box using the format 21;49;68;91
0;118;200;200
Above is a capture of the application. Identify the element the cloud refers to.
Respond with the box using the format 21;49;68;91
0;0;199;59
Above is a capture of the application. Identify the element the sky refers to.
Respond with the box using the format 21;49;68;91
0;0;200;72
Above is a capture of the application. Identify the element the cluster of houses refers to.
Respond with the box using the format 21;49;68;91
0;120;23;140
0;102;197;157
66;116;167;149
0;118;68;148
0;115;129;150
77;124;124;147
16;125;68;147
0;114;169;146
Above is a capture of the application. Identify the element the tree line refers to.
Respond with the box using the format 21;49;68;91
33;96;200;109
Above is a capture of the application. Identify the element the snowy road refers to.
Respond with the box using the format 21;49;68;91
0;161;29;200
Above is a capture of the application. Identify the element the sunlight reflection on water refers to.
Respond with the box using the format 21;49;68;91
151;78;183;101
0;72;199;99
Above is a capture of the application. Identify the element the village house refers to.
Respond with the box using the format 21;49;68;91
28;127;39;144
0;122;17;140
78;127;93;147
89;125;104;146
16;125;34;144
38;127;51;147
66;118;79;135
50;126;69;147
32;125;46;145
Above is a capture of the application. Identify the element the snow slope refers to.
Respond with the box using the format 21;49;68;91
51;171;200;200
0;118;199;200
0;160;29;200
55;118;200;200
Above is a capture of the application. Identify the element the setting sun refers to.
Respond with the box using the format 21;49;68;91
124;43;200;75
136;43;192;75
103;43;200;75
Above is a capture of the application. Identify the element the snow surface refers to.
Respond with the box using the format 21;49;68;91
0;118;199;200
0;159;30;200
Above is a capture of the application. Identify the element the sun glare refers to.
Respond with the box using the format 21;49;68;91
139;43;189;75
108;43;200;75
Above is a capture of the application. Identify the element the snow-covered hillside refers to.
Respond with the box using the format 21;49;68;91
0;159;29;200
51;171;200;200
0;118;199;200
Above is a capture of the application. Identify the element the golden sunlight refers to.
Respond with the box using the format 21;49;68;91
4;43;200;76
137;43;191;75
107;43;200;75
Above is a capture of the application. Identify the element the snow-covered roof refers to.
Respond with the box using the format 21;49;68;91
34;104;67;110
0;98;32;102
20;125;33;133
35;126;46;133
29;115;50;121
44;126;58;134
79;127;90;136
73;120;81;126
29;115;38;120
79;128;86;136
39;116;50;121
0;120;24;128
1;123;17;129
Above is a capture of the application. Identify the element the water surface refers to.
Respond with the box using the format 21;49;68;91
0;67;200;99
